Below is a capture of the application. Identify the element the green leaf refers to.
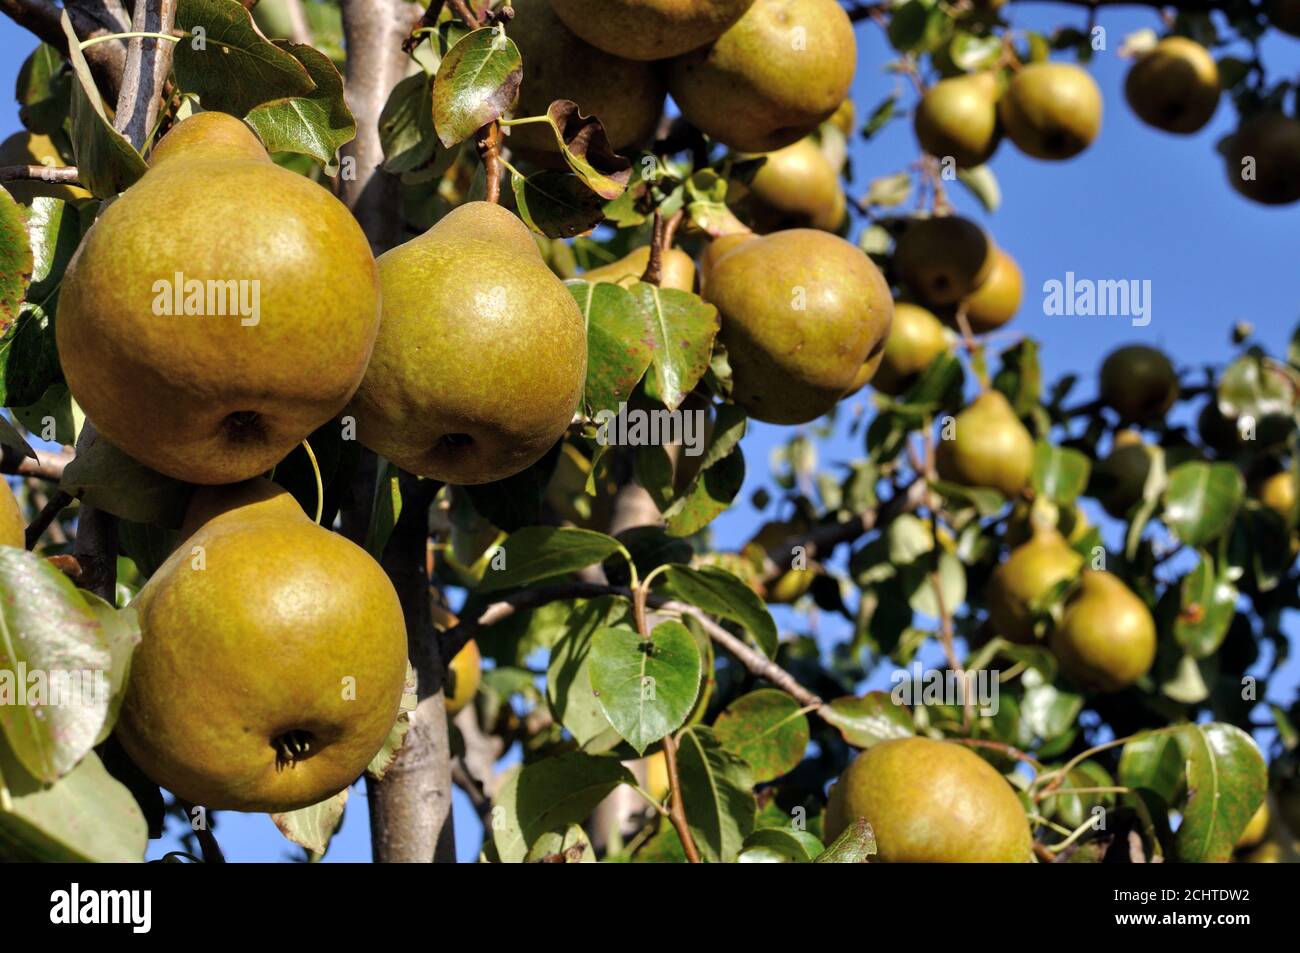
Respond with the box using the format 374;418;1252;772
950;32;1003;70
660;564;778;657
83;593;140;745
589;621;702;755
663;447;745;537
1162;461;1243;547
1172;553;1237;658
0;548;113;782
861;92;899;140
887;0;929;51
864;171;911;207
823;692;915;748
511;170;606;238
0;745;146;861
1033;442;1091;505
812;817;877;863
713;689;810;783
173;0;316;116
525;824;596;863
1118;729;1186;806
377;73;439;174
0;187;32;331
271;788;347;857
490;751;634;863
244;41;355;164
1172;723;1267;863
627;283;720;413
567;280;653;417
59;12;147;198
675;726;756;863
955;164;1001;212
60;428;191;528
432;27;522;147
363;459;402;560
739;827;824;862
16;44;71;135
545;597;630;752
477;526;623;592
536;100;632;201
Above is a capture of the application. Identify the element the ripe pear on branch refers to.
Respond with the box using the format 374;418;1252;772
998;62;1102;160
914;71;1002;169
935;390;1035;499
549;0;757;61
986;527;1084;644
1124;37;1221;135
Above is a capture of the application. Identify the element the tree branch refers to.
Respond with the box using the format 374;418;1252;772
1;443;74;481
2;0;135;100
0;164;83;185
113;0;176;151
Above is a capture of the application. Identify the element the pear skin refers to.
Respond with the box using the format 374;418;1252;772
961;247;1023;333
1124;37;1220;135
1099;345;1179;423
698;231;758;292
116;480;408;812
348;202;587;485
1223;113;1300;206
0;480;24;548
704;229;893;424
999;63;1102;160
987;529;1085;644
445;640;482;715
1091;435;1153;518
743;137;846;232
914;72;1002;168
825;737;1032;861
1050;570;1156;692
508;0;666;162
583;245;696;292
667;0;857;153
550;0;756;61
1258;471;1297;523
871;302;951;396
895;216;994;306
57;112;381;484
935;390;1035;498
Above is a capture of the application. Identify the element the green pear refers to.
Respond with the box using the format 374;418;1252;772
1050;570;1156;693
894;216;994;306
1099;345;1179;423
0;480;24;548
825;737;1032;862
987;528;1085;644
999;63;1102;160
667;0;857;153
549;0;756;61
1223;113;1300;206
871;302;951;396
698;231;758;291
960;246;1022;333
57;112;381;485
935;390;1035;499
0;130;91;204
704;229;892;424
913;71;1002;168
583;245;696;292
1124;37;1220;135
507;0;666;162
349;202;587;484
1090;430;1152;518
841;347;885;399
116;480;408;812
741;137;846;232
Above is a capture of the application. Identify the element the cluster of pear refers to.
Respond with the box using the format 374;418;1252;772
533;0;857;155
915;61;1102;167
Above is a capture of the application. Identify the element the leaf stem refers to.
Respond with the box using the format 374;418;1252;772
79;30;180;50
660;731;701;863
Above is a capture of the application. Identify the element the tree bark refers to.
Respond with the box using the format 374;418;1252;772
113;0;176;150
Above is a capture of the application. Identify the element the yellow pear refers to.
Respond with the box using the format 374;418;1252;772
894;216;995;306
914;72;1002;168
583;245;696;292
0;130;91;204
1125;37;1220;135
1099;345;1179;423
871;302;951;396
667;0;857;153
0;480;24;549
961;247;1023;333
549;0;756;61
1006;500;1090;548
698;231;758;291
935;390;1035;499
841;348;886;399
348;202;587;485
1236;799;1271;850
1050;570;1156;693
444;640;482;715
1223;113;1300;206
825;737;1032;861
704;229;893;424
987;529;1084;644
828;98;856;137
745;518;816;604
742;137;846;232
116;480;407;812
507;0;666;162
1258;471;1297;523
999;63;1102;160
57;112;381;484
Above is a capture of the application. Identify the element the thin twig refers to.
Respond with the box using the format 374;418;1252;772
25;489;73;550
640;209;666;286
0;164;82;185
1;444;75;481
660;731;701;863
475;120;503;205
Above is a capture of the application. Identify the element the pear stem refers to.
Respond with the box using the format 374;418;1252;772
301;438;324;524
475;120;503;204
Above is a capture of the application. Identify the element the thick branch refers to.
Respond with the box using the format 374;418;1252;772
113;0;177;151
2;1;134;100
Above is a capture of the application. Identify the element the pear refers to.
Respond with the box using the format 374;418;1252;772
1006;500;1090;548
824;737;1032;862
894;216;994;306
1222;113;1300;206
828;98;857;137
960;246;1022;333
986;528;1085;644
871;302;951;396
914;72;1002;169
742;137;846;232
1090;430;1153;518
0;130;91;204
935;390;1035;499
583;245;696;293
999;63;1102;160
507;0;666;162
1198;398;1243;455
115;480;407;812
667;0;857;153
745;518;816;604
1258;470;1297;523
704;229;893;424
445;640;482;715
1124;37;1220;135
550;0;756;61
1099;344;1179;423
56;112;381;485
1236;800;1271;850
349;202;587;485
0;480;24;548
1049;570;1155;693
842;348;886;399
698;231;759;291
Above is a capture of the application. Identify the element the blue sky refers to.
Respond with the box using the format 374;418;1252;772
2;4;1297;863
